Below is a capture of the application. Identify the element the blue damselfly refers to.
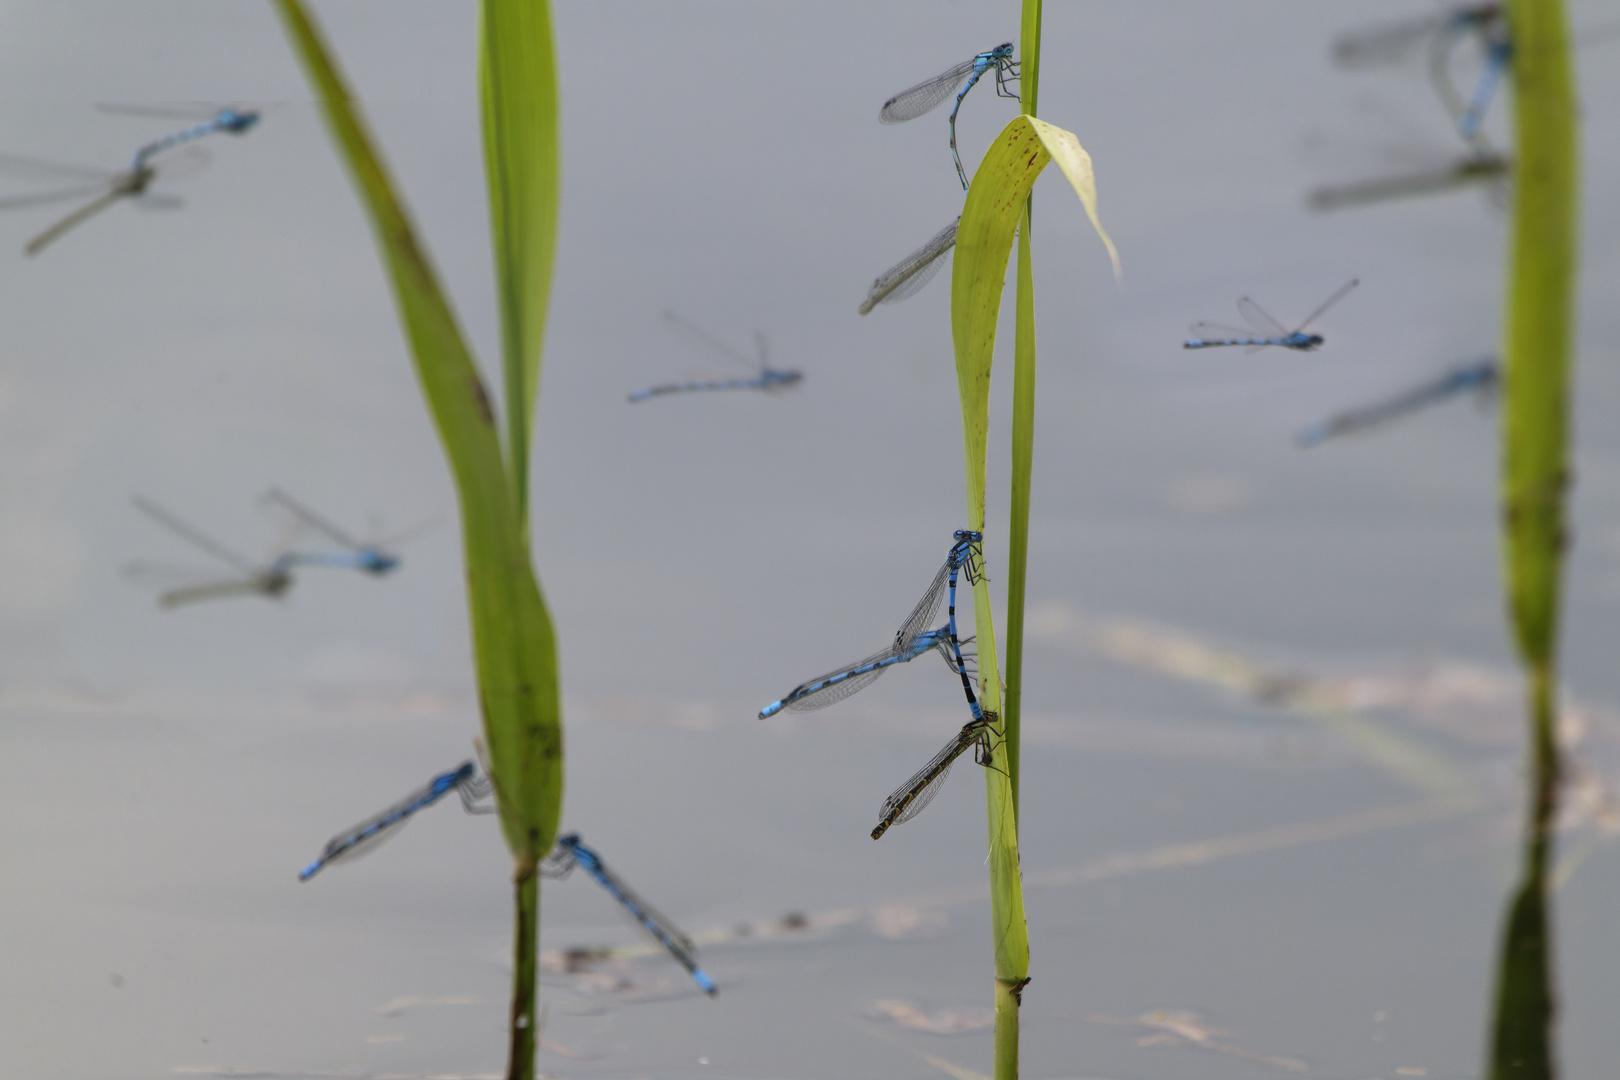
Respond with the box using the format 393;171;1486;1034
299;761;493;881
98;103;261;171
1297;357;1499;447
859;217;959;315
541;833;718;996
871;713;1000;840
1332;5;1506;147
264;487;434;576
126;495;296;608
880;43;1018;190
759;532;981;719
628;312;802;403
1184;280;1359;353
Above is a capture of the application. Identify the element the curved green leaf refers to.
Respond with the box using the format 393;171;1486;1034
273;0;562;871
949;113;1115;1022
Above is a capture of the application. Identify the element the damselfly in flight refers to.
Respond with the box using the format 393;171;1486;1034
0;144;206;256
299;762;493;880
1297;358;1499;447
99;103;261;171
880;43;1019;190
628;312;802;403
758;532;981;719
871;713;1000;840
858;216;959;315
264;487;434;576
1184;280;1359;353
126;495;297;608
541;833;719;996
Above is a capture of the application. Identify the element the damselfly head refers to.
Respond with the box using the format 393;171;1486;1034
217;109;261;134
953;529;983;542
990;43;1016;59
358;548;401;575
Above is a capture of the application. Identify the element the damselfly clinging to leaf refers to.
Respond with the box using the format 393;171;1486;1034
871;713;1001;840
1184;279;1359;353
541;833;719;996
880;43;1018;190
758;533;982;719
1297;358;1499;447
298;761;494;881
859;216;959;315
628;311;802;402
126;495;296;609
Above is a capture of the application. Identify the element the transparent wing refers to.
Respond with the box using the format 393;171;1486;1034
779;643;902;712
877;730;978;829
0;184;109;210
0;152;115;184
98;102;225;122
265;488;363;550
1235;297;1290;338
314;776;456;869
1296;278;1360;331
141;144;211;184
1187;322;1261;342
1331;13;1442;67
375;512;444;549
859;217;959;314
879;59;978;123
537;845;577;879
583;860;699;958
663;311;760;373
133;496;258;573
132;193;184;212
896;559;950;650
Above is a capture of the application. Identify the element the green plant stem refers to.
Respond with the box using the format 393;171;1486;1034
1488;0;1577;1075
1488;665;1560;1080
508;870;539;1080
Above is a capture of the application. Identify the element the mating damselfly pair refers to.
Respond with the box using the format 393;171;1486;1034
299;760;717;996
760;530;1006;839
126;489;428;608
854;39;1021;313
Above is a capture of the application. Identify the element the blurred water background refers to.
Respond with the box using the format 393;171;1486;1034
1;2;1618;1078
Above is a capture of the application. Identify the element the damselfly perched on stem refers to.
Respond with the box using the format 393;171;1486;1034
872;713;1002;840
298;761;494;881
880;43;1019;190
540;833;718;996
758;531;982;718
858;217;959;315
